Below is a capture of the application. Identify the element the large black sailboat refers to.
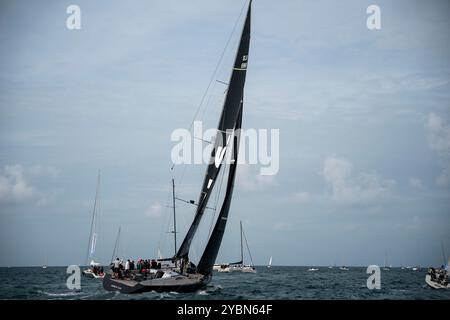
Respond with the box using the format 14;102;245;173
103;1;252;294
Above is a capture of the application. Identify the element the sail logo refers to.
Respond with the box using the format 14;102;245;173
241;55;248;69
214;135;232;168
171;121;279;176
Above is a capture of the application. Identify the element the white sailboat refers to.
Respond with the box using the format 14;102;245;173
424;244;449;289
42;251;48;269
339;256;349;271
82;172;105;279
267;256;272;269
227;221;256;273
383;251;391;271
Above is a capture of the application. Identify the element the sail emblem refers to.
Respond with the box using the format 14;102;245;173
241;55;248;69
214;135;232;168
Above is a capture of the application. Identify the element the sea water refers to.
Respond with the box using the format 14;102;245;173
0;266;449;300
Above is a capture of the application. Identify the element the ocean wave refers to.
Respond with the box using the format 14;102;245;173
38;290;84;297
197;290;209;296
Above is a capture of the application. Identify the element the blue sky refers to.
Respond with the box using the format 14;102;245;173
0;0;449;267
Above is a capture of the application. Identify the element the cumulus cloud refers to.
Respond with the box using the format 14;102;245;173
322;157;395;206
236;165;275;191
0;164;61;206
0;165;35;204
426;113;450;186
409;177;423;189
145;201;162;217
28;165;60;178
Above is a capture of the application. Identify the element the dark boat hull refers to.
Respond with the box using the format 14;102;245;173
102;273;209;294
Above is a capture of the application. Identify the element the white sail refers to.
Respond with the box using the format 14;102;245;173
90;232;98;256
85;171;101;266
268;256;272;267
158;248;163;260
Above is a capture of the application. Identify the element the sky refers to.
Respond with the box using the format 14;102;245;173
0;0;449;268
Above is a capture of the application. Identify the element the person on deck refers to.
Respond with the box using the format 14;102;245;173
124;259;130;277
111;258;120;278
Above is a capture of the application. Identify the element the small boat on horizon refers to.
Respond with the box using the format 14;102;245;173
383;250;391;271
226;221;256;273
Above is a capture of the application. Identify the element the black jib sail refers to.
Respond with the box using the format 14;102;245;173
175;1;251;267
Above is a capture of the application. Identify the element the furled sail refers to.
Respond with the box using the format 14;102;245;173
175;1;252;261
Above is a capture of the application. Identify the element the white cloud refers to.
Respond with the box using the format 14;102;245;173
286;191;310;204
145;201;162;217
273;222;292;231
28;165;60;178
0;165;36;204
409;177;423;189
426;113;450;186
322;157;395;206
0;164;61;207
236;165;275;191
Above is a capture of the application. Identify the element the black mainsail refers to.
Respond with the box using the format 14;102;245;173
175;1;251;265
102;1;253;294
197;105;242;275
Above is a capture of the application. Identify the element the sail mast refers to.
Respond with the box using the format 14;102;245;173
441;240;447;266
86;171;100;265
172;179;178;258
110;226;121;263
175;0;252;262
240;221;244;264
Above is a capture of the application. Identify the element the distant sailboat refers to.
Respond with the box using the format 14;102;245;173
383;251;391;271
267;256;272;269
227;221;256;273
307;266;319;272
340;256;349;271
424;243;449;289
42;251;48;269
110;226;122;263
103;1;253;293
82;172;104;279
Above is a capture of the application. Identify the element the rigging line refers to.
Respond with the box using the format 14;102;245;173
156;181;173;258
186;0;248;133
86;172;100;265
170;0;248;175
242;228;254;266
